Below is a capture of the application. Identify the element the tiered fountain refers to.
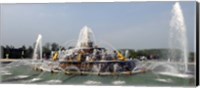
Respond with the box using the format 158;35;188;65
0;2;195;85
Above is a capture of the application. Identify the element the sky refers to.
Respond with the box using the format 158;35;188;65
0;2;196;52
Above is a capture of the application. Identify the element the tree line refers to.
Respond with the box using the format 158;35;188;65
0;43;195;62
1;42;60;59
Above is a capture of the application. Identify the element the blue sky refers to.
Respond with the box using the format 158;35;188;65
0;2;196;52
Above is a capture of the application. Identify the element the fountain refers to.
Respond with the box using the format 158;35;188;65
125;50;129;58
31;26;146;76
0;3;195;86
169;2;189;73
146;2;194;79
33;34;43;61
76;26;96;49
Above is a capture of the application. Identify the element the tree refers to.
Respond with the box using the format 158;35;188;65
43;43;51;59
1;46;5;58
129;49;138;58
51;43;59;51
26;46;33;58
20;45;26;58
189;52;195;62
